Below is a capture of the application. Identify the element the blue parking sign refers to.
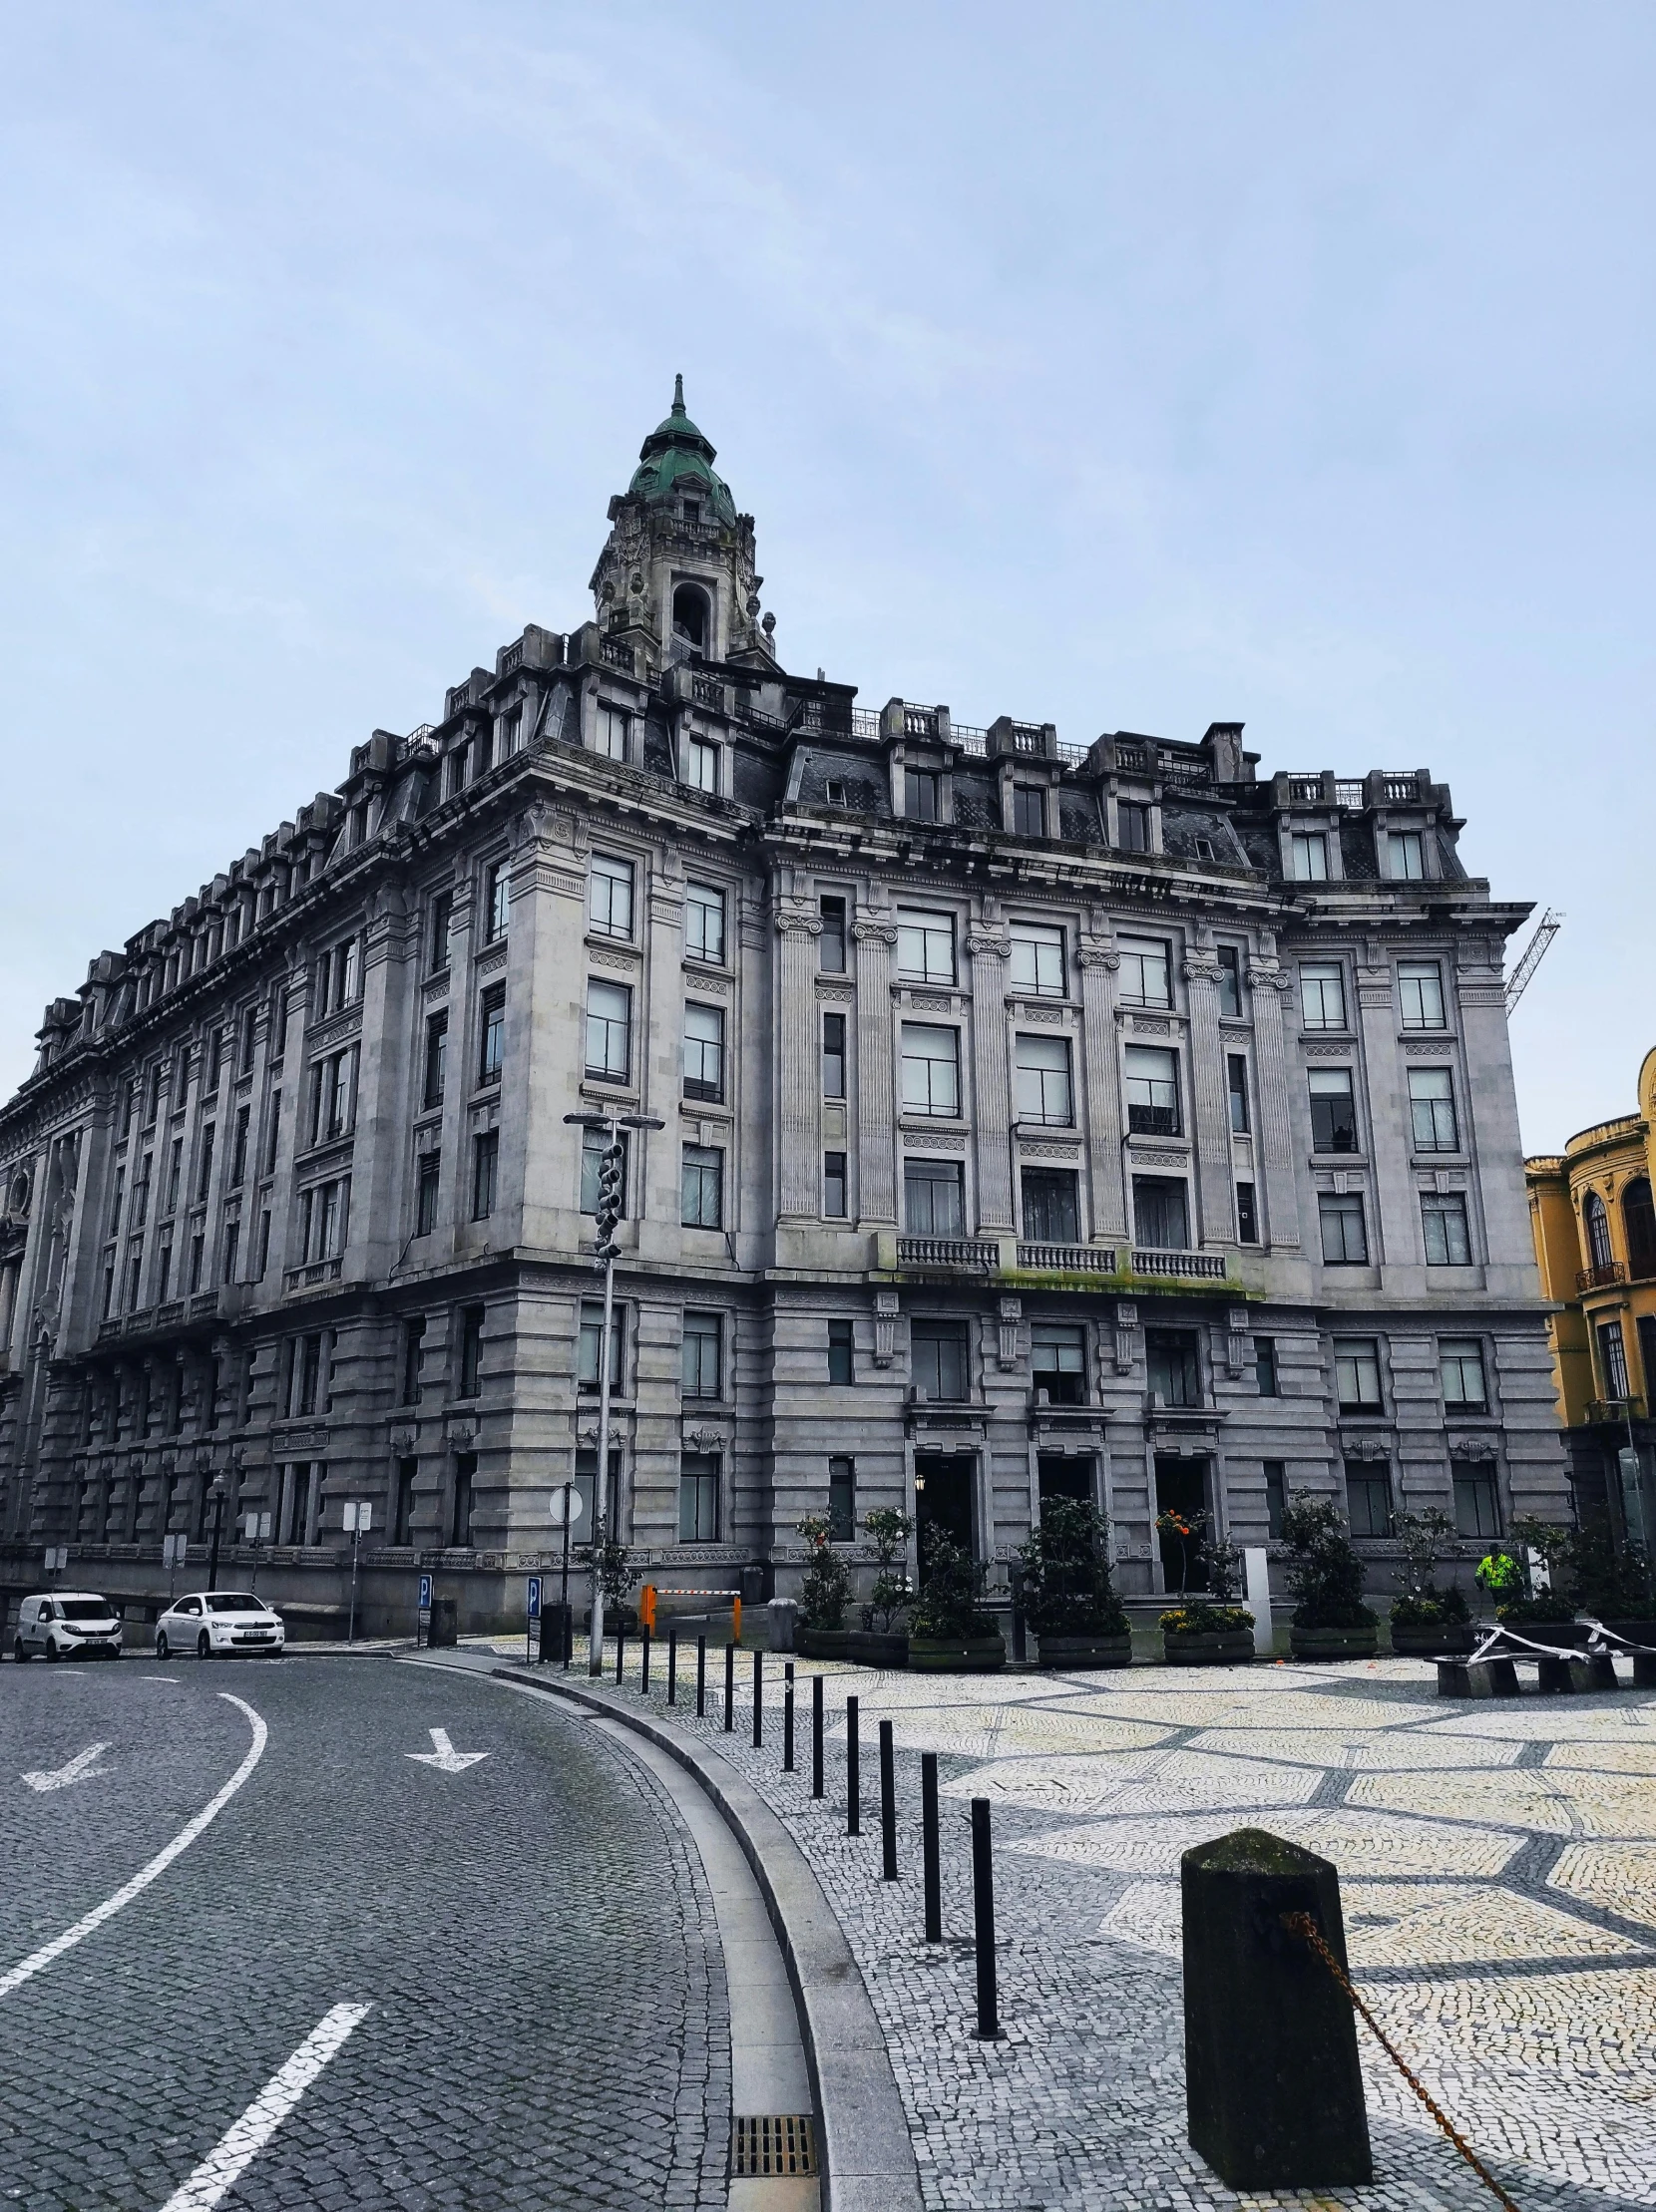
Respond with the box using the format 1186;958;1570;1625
418;1573;433;1612
527;1576;542;1619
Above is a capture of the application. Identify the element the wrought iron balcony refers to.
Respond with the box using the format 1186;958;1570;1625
1585;1396;1646;1425
1577;1262;1627;1291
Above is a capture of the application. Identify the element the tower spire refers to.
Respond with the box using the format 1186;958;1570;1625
672;371;684;412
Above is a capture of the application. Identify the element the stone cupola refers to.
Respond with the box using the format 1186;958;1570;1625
589;376;778;674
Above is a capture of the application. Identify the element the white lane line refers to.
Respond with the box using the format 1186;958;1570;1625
155;2002;372;2212
0;1692;266;1998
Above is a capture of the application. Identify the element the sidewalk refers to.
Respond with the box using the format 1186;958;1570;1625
514;1642;1656;2212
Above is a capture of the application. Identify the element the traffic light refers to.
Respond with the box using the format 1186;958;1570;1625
595;1140;625;1244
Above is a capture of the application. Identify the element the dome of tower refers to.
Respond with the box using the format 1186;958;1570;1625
627;376;738;524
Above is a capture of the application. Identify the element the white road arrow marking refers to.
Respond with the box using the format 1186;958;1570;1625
22;1743;111;1793
406;1726;488;1774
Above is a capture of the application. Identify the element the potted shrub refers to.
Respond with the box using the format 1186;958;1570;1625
1389;1507;1474;1656
1565;1522;1656;1646
908;1532;1005;1671
794;1514;854;1660
1020;1498;1131;1668
845;1508;914;1667
579;1533;638;1637
1160;1525;1254;1663
1279;1491;1379;1659
1482;1517;1586;1647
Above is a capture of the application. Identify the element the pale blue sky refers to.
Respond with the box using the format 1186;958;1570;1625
3;3;1652;1149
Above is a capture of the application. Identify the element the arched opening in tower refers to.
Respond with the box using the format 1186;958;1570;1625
672;584;710;652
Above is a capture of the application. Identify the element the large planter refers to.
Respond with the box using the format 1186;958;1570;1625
1036;1632;1133;1670
908;1633;1006;1673
1493;1616;1587;1649
1599;1619;1656;1649
1389;1622;1475;1657
1290;1625;1380;1661
1162;1629;1254;1666
797;1627;910;1667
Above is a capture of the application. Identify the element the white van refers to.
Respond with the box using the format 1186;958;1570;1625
14;1592;124;1661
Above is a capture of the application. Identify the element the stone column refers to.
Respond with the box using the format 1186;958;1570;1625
853;909;899;1228
967;926;1014;1233
511;800;592;1250
1183;954;1234;1248
775;902;824;1220
1355;944;1411;1275
343;882;414;1284
1077;936;1126;1243
1247;956;1301;1251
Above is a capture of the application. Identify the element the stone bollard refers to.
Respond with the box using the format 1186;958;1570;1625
1182;1827;1372;2190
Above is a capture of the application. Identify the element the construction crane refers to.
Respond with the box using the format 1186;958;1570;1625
1503;909;1562;1014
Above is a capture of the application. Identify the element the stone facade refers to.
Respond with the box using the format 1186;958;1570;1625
0;384;1568;1632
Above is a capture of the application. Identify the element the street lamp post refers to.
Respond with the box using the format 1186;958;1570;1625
565;1109;662;1676
206;1477;226;1592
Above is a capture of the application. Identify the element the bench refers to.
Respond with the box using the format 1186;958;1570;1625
1438;1626;1656;1697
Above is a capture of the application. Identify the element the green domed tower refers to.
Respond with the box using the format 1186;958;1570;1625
590;377;779;672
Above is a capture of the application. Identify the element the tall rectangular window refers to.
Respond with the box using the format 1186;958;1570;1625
678;1454;720;1542
457;1305;486;1399
1598;1319;1631;1401
1117;937;1172;1007
904;767;940;822
1021;1166;1079;1243
165;1139;184;1214
108;1166;125;1237
595;704;629;762
685;737;721;793
1309;1068;1358;1153
900;1023;960;1117
229;1106;250;1188
131;1152;151;1231
578;1300;624;1391
1387;830;1426;880
818;897;847;972
1146;1329;1200;1408
238;1005;257;1073
401;1317;427;1406
828;1457;856;1542
1453;1469;1500;1539
827;1318;855;1385
1334;1337;1383;1411
395;1457;418;1545
822;1012;846;1098
1300;962;1347;1030
681;1145;723;1229
1013;783;1045;836
1290;831;1329;881
423;1012;448;1109
1216;944;1243;1017
1254;1338;1278;1395
1319;1192;1369;1265
1009;921;1064;997
1032;1322;1085;1405
1236;1181;1259;1243
196;1125;215;1203
1421;1192;1471;1266
220;1219;239;1287
911;1319;968;1401
823;1152;848;1218
1117;800;1151;852
904;1157;965;1235
415;1153;441;1237
471;1130;499;1220
1132;1177;1189;1251
478;983;506;1083
451;1454;476;1549
206;1026;224;1094
1346;1464;1394;1537
1227;1054;1250;1132
1264;1461;1287;1538
429;891;453;974
1408;1068;1458;1152
1124;1045;1179;1135
682;1003;725;1101
585;980;630;1081
897;910;956;985
681;1310;722;1398
255;1210;271;1280
264;1090;282;1175
589;855;633;940
685;882;725;963
1440;1337;1486;1409
1399;960;1446;1029
1015;1034;1073;1126
156;1232;173;1304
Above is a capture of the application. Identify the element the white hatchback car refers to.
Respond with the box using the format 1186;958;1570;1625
155;1592;285;1659
14;1592;125;1661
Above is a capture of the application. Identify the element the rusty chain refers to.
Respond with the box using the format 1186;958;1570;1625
1280;1911;1522;2212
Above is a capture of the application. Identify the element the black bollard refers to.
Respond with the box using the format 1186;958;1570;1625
846;1696;860;1835
1181;1827;1372;2188
811;1673;824;1799
783;1662;795;1772
724;1640;735;1732
616;1628;625;1686
921;1752;942;1942
640;1627;650;1694
563;1605;573;1669
696;1634;706;1719
752;1650;764;1748
667;1631;678;1706
880;1719;898;1881
971;1798;1001;2038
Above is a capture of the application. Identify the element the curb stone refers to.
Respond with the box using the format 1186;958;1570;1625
489;1663;924;2212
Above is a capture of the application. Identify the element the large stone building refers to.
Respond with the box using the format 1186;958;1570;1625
0;384;1568;1634
1526;1047;1656;1543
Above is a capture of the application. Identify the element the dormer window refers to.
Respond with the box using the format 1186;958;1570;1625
682;500;701;527
1013;784;1045;836
904;767;941;823
685;737;721;794
825;778;847;807
672;583;709;651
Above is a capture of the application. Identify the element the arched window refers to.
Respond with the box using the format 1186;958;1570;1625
1584;1189;1614;1272
671;584;709;651
1623;1177;1656;1278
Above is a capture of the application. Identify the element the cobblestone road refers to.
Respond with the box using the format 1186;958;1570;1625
0;1653;729;2210
552;1640;1656;2212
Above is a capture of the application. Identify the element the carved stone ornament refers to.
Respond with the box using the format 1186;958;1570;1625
966;928;1013;959
1246;963;1295;993
874;1289;900;1368
1449;1436;1498;1460
1183;956;1225;983
1226;1307;1250;1378
1112;1298;1137;1375
852;918;899;946
774;906;823;937
997;1295;1022;1369
1341;1435;1390;1459
1076;939;1120;971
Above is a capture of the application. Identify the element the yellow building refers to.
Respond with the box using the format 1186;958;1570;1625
1526;1047;1656;1541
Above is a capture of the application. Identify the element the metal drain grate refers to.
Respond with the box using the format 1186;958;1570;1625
732;2114;818;2177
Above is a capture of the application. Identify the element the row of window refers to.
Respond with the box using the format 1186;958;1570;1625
589;701;723;793
1288;827;1431;883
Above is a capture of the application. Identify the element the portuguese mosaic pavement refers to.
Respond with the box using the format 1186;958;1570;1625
547;1644;1656;2212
